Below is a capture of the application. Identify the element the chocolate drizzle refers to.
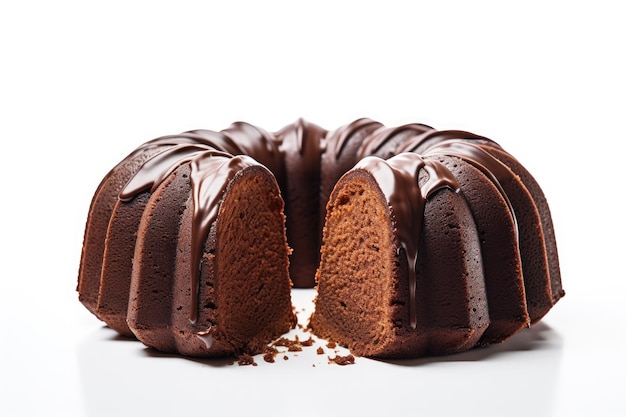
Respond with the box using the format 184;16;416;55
358;123;433;158
119;144;219;201
220;122;283;177
115;120;532;335
326;118;383;159
354;153;460;329
188;153;260;323
399;132;520;240
119;138;262;324
396;129;496;155
276;118;327;158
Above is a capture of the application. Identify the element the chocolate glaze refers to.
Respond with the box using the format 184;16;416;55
396;129;498;154
357;123;433;159
276;118;326;157
119;141;262;323
104;119;560;340
326;118;383;160
188;154;262;322
353;153;460;329
399;132;520;239
119;144;220;201
219;122;283;180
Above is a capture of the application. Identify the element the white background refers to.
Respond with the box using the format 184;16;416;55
1;1;624;416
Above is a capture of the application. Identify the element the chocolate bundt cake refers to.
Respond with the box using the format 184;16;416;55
77;118;563;358
309;127;564;357
77;129;297;356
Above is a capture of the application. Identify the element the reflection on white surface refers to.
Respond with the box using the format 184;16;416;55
77;290;563;417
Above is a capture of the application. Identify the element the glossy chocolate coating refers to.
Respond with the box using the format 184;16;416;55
80;118;562;358
353;153;460;328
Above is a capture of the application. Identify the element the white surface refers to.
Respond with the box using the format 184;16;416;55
1;1;624;416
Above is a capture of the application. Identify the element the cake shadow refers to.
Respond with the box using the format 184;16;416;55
105;329;138;342
97;326;239;367
92;316;560;368
374;321;560;366
141;347;236;367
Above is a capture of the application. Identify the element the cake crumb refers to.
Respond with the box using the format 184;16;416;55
301;336;315;347
316;347;325;355
237;354;257;366
262;346;278;363
273;335;303;351
283;355;289;361
328;354;355;366
326;341;336;349
273;336;295;346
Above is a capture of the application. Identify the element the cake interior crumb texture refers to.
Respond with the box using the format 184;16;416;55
310;173;398;357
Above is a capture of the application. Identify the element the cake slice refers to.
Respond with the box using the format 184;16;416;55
310;153;490;358
124;150;297;356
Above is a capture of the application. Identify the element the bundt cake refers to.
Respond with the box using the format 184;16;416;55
77;118;563;358
77;129;297;356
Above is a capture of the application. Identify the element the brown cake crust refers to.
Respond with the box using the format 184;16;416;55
475;149;553;323
78;146;170;320
125;160;296;357
97;192;151;336
310;162;490;358
127;163;192;352
170;165;296;356
432;154;529;345
398;132;563;324
483;146;564;306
